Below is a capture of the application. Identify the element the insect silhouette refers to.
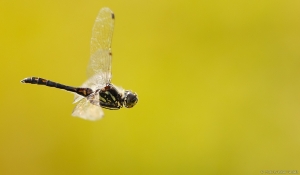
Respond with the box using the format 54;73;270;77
21;7;138;121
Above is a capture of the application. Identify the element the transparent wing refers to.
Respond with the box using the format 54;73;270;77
72;92;104;121
73;7;114;107
87;7;114;86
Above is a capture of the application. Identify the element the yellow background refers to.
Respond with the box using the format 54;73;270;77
1;0;300;174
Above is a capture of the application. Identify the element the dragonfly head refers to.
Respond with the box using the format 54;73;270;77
123;90;138;108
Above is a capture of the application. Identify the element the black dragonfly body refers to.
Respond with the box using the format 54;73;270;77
21;7;138;120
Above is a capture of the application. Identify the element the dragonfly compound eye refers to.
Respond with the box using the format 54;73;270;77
124;91;138;108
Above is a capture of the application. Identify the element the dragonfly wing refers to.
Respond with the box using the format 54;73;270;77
72;93;103;121
73;95;84;104
73;7;115;112
87;7;114;84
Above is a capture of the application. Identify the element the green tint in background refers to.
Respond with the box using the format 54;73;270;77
1;0;300;174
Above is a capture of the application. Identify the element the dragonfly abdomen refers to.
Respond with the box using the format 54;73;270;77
21;77;93;97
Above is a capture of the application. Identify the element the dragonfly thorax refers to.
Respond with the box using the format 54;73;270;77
99;84;123;109
98;84;138;110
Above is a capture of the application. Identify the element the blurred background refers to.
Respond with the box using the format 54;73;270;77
1;0;300;174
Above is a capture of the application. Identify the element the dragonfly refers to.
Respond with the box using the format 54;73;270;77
20;7;138;121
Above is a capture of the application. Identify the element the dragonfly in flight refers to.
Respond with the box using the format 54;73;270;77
21;7;138;121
